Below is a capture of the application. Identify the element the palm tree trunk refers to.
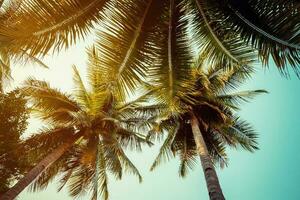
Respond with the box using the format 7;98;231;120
0;135;81;200
190;112;225;200
92;143;100;200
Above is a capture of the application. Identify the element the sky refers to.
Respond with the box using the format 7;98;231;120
8;38;300;200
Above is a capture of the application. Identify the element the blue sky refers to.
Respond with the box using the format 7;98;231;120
11;42;300;200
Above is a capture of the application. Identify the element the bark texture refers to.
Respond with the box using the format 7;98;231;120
0;135;80;200
190;112;225;200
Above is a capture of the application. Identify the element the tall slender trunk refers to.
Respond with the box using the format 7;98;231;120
0;135;81;200
190;112;225;200
92;141;100;200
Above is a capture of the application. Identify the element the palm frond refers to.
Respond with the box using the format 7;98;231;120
105;141;142;182
217;89;268;109
150;119;179;171
67;165;93;198
189;0;256;69
211;0;300;74
178;135;198;177
204;131;228;168
115;88;156;113
72;66;91;110
149;0;196;113
22;78;80;114
101;142;122;181
220;116;259;152
206;62;255;93
64;142;107;199
116;128;151;151
58;168;75;192
94;0;165;99
0;0;108;56
11;50;49;68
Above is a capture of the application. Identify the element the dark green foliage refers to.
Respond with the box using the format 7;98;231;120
0;90;29;194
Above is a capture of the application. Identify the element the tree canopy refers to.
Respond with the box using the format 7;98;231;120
0;90;29;194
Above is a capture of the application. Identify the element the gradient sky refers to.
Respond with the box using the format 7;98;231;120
9;38;300;200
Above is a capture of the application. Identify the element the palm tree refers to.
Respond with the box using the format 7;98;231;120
146;56;266;200
0;43;152;199
137;6;267;197
0;0;283;199
0;0;299;74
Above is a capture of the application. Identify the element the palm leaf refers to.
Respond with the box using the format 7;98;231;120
94;0;166;99
72;66;91;110
189;0;256;69
0;0;108;56
106;141;142;182
149;0;196;112
212;0;300;74
150;118;179;171
220;116;259;152
178;134;198;177
23;78;80;113
217;89;268;108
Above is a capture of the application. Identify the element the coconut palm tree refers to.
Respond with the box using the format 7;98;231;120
0;0;299;74
136;4;266;198
146;55;266;200
145;2;267;198
0;41;153;199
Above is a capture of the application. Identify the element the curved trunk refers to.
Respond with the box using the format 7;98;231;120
0;135;81;200
190;112;225;200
